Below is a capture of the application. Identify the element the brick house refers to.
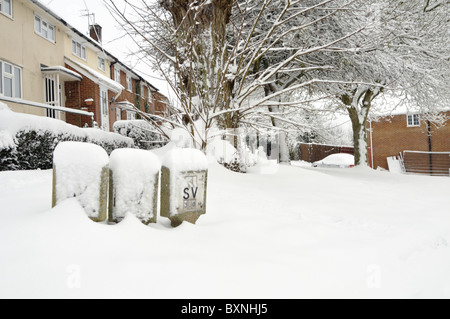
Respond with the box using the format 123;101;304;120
0;0;168;132
367;110;450;175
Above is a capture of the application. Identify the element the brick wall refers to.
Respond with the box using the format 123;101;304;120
64;64;101;128
153;91;168;117
112;65;168;121
368;111;450;171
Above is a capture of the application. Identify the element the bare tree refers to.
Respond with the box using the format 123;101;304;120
106;0;449;168
106;0;368;153
309;0;450;165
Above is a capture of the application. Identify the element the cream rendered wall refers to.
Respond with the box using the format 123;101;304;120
0;0;68;117
63;33;112;80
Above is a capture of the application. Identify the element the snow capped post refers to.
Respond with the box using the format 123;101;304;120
52;142;109;222
108;148;161;224
160;148;208;227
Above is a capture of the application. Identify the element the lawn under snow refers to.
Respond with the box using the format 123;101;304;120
1;157;450;298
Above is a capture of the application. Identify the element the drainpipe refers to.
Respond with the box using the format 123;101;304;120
369;119;374;169
427;120;433;175
109;60;123;115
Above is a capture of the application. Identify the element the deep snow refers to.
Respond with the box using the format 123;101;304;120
1;159;450;298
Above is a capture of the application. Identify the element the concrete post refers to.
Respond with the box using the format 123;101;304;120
108;148;160;224
160;148;208;227
52;141;109;222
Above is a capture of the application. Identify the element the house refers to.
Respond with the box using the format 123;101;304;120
0;0;168;132
367;110;450;175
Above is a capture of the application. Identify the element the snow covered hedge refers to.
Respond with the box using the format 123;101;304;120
113;120;168;150
0;103;134;171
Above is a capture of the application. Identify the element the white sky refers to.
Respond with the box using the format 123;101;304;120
42;0;173;100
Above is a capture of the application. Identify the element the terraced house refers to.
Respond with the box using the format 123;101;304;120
0;0;168;131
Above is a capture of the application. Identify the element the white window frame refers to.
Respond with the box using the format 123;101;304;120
127;110;135;120
0;0;13;18
97;55;106;72
72;39;86;60
141;82;147;99
114;67;121;83
126;74;132;92
116;106;121;121
0;60;22;99
34;13;55;43
407;114;420;127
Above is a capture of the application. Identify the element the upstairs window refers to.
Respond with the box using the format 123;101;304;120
0;0;12;17
126;74;132;91
407;114;420;127
114;67;121;83
72;39;86;60
34;14;55;42
0;60;22;99
98;56;105;72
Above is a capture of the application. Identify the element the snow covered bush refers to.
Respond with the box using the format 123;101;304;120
0;104;133;171
113;120;168;150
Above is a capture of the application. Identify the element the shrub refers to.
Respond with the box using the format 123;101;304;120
113;120;168;150
0;104;134;171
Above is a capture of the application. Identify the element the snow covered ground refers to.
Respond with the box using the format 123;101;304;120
1;158;450;298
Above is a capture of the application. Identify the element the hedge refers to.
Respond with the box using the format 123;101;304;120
0;104;134;171
113;120;168;150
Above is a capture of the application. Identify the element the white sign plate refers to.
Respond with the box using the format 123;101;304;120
176;171;206;214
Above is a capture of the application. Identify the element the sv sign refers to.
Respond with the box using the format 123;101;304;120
183;186;198;200
177;172;206;213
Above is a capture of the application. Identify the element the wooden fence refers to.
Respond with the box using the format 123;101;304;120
299;143;354;163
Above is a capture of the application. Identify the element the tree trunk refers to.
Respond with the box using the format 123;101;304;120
342;87;378;167
347;107;369;166
265;84;290;163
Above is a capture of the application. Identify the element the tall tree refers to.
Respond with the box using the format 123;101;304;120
107;0;368;153
310;0;450;165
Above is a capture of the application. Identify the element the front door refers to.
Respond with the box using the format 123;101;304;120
44;75;61;119
100;87;109;131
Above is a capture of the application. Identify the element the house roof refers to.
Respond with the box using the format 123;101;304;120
65;58;124;93
29;0;161;93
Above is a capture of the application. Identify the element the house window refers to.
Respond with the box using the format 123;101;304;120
148;87;153;103
140;82;144;98
407;114;420;127
0;60;22;99
114;67;121;83
116;106;121;121
126;74;132;91
34;14;55;42
72;39;86;60
98;56;105;72
127;110;135;120
0;0;12;17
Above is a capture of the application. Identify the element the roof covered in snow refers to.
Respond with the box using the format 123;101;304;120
65;58;124;93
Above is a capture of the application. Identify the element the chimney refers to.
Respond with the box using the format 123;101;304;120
89;24;102;43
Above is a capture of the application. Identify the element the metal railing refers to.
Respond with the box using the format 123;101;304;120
0;96;95;126
402;150;450;176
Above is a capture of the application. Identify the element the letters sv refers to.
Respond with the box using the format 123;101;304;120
183;187;198;200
